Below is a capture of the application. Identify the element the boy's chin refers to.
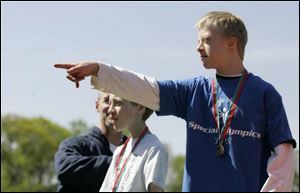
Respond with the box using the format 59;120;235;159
202;62;212;69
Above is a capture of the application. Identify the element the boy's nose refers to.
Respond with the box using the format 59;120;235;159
107;104;115;114
102;105;109;113
196;43;203;53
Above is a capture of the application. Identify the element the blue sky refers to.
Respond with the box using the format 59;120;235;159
1;1;299;155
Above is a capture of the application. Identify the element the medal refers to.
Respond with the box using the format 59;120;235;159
212;69;248;158
216;143;225;157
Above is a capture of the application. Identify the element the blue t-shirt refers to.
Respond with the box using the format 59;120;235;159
156;73;296;192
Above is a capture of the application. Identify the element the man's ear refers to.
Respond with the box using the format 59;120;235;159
96;101;99;112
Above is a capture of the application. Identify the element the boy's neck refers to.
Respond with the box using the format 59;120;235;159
107;132;123;146
99;123;122;146
129;121;147;139
216;61;245;76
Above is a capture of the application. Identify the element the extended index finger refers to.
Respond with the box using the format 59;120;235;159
53;63;76;70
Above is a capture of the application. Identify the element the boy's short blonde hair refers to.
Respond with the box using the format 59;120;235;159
195;11;248;61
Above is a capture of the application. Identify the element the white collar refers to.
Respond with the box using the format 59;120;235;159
216;72;242;77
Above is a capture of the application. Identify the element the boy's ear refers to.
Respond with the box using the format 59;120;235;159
96;101;99;112
137;105;146;115
228;37;238;48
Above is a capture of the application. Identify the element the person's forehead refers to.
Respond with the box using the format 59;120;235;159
198;28;225;41
198;28;214;38
109;94;123;101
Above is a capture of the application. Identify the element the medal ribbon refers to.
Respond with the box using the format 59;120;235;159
212;70;248;145
112;127;149;192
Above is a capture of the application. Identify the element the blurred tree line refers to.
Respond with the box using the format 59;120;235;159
1;114;299;191
1;115;70;191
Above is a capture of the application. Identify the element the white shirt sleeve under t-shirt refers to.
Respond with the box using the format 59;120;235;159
91;62;160;111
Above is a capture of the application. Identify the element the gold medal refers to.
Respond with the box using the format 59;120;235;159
216;143;224;157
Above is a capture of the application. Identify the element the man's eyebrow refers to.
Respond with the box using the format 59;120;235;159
100;96;110;103
112;98;123;102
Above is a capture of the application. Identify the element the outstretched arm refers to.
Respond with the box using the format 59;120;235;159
54;61;160;110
